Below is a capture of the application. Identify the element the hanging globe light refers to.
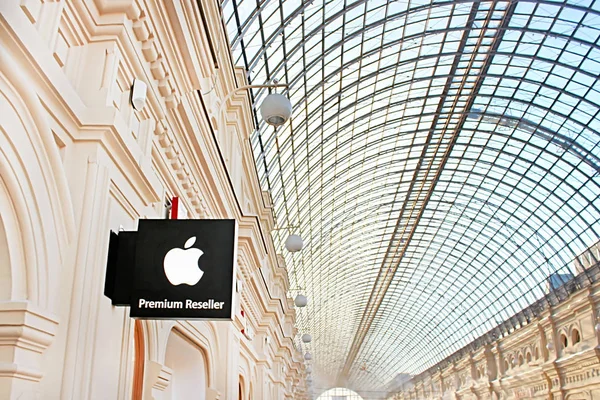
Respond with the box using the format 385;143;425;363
302;333;312;343
295;294;308;307
304;352;312;360
260;93;292;126
285;234;304;252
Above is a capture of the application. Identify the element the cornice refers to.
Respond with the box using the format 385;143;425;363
78;123;162;203
144;360;173;392
0;22;77;243
0;301;59;382
64;0;235;222
239;261;300;363
238;332;263;363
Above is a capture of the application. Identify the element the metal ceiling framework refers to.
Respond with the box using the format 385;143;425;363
220;0;600;394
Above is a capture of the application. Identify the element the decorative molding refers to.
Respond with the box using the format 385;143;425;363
144;360;172;393
0;301;58;382
206;387;221;400
92;0;140;20
0;0;306;397
391;281;600;399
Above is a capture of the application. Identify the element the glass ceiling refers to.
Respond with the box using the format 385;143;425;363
221;0;600;394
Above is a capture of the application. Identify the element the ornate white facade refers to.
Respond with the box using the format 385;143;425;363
0;0;306;399
389;267;600;400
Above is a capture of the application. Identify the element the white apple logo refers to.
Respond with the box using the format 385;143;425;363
163;236;204;286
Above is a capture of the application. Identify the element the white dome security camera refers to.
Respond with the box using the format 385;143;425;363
131;78;148;111
260;93;292;126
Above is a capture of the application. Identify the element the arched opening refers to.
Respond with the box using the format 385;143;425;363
535;347;539;360
131;320;145;400
561;333;569;349
518;354;524;366
0;214;11;300
238;375;246;400
572;329;581;345
164;330;208;399
526;352;532;364
317;387;365;400
503;359;509;371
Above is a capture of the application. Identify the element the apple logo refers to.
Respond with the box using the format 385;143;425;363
163;236;204;286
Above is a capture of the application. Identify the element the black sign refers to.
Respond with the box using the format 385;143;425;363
105;219;237;320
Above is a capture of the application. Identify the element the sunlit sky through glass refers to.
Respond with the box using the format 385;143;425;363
221;0;600;393
317;387;366;400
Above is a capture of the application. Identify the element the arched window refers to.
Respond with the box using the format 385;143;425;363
0;215;10;300
518;354;524;366
534;347;539;360
131;320;145;400
504;359;509;371
165;330;208;400
317;387;365;400
238;375;246;400
572;329;581;345
526;352;532;363
560;333;569;349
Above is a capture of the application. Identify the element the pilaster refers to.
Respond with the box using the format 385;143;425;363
0;302;58;400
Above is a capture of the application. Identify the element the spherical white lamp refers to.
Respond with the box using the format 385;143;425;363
260;93;292;126
295;294;308;307
304;352;312;360
306;366;312;373
302;333;312;343
285;234;304;252
546;342;554;351
595;323;600;333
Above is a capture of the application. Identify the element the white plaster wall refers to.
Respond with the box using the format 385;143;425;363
165;331;207;400
0;0;306;399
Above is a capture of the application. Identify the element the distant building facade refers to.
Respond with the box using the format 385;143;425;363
389;258;600;400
